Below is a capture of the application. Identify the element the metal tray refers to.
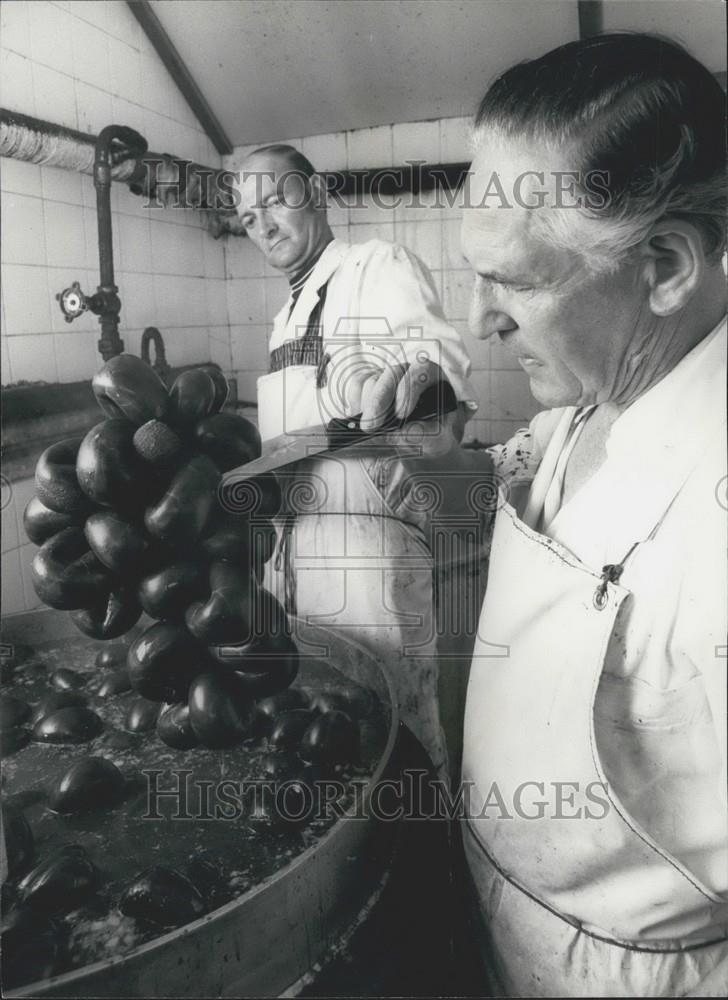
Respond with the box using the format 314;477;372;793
1;609;400;998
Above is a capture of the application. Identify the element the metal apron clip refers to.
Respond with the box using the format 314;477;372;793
593;541;639;610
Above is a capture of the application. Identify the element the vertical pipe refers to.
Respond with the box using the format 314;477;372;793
93;125;147;360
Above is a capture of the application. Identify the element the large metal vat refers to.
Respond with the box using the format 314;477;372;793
1;609;401;998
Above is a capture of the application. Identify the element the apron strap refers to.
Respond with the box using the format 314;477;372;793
591;435;717;610
268;282;330;382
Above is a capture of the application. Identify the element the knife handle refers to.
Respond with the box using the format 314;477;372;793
326;380;458;449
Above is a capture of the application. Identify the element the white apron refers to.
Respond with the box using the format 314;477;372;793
259;364;461;774
461;480;728;995
254;242;485;775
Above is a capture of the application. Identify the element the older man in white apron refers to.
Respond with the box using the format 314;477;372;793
459;34;727;997
235;146;480;774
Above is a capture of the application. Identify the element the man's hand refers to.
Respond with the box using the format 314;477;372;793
355;360;448;432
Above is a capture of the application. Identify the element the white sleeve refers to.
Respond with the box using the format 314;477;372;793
354;242;477;407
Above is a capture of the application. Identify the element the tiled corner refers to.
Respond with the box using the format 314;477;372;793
205;279;230;327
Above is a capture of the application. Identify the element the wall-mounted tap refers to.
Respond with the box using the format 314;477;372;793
55;124;148;362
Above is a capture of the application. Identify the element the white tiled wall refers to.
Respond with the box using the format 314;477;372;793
224;117;540;445
0;2;539;618
1;0;231;391
1;1;232;614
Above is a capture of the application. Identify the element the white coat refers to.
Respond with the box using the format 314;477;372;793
462;318;728;996
256;238;478;772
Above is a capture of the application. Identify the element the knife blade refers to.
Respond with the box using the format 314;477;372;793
222;379;458;487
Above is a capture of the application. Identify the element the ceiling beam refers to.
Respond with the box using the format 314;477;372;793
127;0;232;156
577;0;603;38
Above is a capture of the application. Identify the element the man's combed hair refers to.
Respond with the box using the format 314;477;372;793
246;144;317;179
473;32;727;272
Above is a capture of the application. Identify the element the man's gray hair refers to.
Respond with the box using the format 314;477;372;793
471;33;727;274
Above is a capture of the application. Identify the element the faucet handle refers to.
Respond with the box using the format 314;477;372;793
56;281;89;323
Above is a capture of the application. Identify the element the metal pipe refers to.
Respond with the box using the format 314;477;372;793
0;107;236;217
92;125;147;359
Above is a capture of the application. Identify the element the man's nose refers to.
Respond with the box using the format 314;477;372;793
258;212;277;241
468;282;517;340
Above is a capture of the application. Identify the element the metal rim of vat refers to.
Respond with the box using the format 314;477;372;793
1;610;401;999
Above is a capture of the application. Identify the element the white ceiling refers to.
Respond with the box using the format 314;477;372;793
151;0;579;145
151;0;727;150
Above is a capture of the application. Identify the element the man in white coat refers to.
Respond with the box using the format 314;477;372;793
234;146;480;774
459;33;727;997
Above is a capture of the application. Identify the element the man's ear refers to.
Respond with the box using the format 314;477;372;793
639;219;704;316
310;173;329;212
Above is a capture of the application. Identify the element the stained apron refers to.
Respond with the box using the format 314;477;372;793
461;492;728;997
258;362;484;775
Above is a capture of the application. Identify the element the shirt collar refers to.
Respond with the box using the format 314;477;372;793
273;239;349;327
607;314;727;460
